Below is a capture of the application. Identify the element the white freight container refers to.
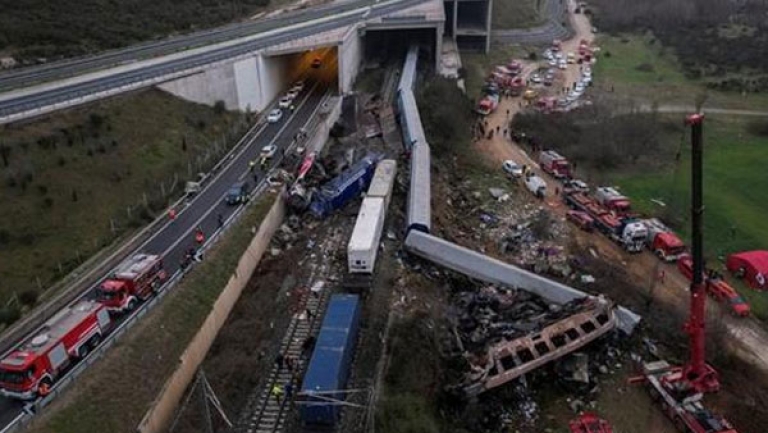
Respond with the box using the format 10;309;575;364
367;160;397;207
348;197;387;274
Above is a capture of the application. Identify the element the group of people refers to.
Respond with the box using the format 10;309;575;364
270;335;317;406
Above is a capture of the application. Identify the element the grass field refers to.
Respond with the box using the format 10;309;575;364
0;90;242;315
492;0;546;30
615;116;768;319
26;193;276;433
593;34;768;111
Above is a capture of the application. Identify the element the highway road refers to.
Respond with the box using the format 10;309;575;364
0;0;370;91
0;0;427;121
0;53;339;430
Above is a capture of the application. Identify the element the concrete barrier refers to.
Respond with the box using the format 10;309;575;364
136;193;286;433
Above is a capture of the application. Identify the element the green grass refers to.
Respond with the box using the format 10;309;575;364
614;116;768;319
28;193;276;433
491;0;546;30
0;90;242;310
594;33;768;110
463;45;531;100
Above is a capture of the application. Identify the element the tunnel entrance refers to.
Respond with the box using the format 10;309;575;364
363;28;438;72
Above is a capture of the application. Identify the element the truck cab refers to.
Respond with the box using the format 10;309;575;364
539;150;571;178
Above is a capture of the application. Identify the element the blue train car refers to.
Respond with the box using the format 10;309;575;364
300;294;361;426
309;154;380;218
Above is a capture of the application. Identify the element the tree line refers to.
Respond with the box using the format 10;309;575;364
589;0;768;92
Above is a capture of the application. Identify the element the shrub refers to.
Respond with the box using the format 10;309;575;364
19;290;38;306
0;307;21;326
635;63;655;72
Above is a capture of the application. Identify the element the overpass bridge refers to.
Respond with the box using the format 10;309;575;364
0;0;455;124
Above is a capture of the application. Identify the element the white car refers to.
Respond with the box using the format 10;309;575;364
543;49;553;59
555;52;564;60
286;88;300;99
565;179;589;193
278;96;292;108
502;160;524;177
260;144;278;159
558;61;567;70
575;83;585;93
583;66;592;74
530;74;542;83
291;81;305;92
267;109;283;123
548;59;557;67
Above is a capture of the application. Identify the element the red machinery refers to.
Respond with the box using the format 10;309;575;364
0;301;112;399
636;114;738;433
569;413;613;433
677;254;750;317
96;253;167;313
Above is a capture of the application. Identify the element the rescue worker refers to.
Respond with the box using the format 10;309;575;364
217;213;224;229
248;159;257;172
271;384;284;404
289;104;296;113
195;227;205;245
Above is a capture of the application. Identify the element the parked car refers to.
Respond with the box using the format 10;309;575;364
225;181;250;205
261;144;278;159
565;179;589;193
558;60;567;70
502;160;524;178
566;210;594;232
267;109;283;123
530;74;542;83
548;59;557;67
291;81;305;92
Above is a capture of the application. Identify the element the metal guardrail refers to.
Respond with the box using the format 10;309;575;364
0;116;266;359
0;89;330;433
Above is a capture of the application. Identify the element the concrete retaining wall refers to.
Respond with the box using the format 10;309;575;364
338;25;363;93
159;63;240;109
136;194;286;433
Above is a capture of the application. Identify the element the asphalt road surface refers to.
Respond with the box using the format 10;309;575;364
0;55;338;431
0;0;369;91
0;0;426;120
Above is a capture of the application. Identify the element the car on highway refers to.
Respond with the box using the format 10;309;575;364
311;58;322;68
286;88;300;99
225;181;250;205
278;96;293;108
502;160;524;178
260;144;278;159
291;81;305;92
267;109;283;123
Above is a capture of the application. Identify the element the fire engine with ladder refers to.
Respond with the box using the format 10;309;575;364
0;301;112;399
632;114;738;433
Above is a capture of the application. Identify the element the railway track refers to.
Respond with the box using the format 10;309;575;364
235;227;346;433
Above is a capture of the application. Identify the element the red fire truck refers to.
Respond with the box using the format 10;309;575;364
0;300;112;399
539;150;571;178
96;253;167;313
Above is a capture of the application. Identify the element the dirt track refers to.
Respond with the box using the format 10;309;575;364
475;0;768;379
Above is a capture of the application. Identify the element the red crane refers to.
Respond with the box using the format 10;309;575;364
634;114;738;433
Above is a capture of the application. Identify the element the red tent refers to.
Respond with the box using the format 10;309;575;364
726;250;768;290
